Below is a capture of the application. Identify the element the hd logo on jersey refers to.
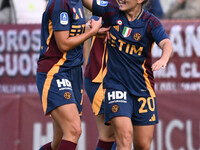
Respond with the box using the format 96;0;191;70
97;0;108;7
107;91;127;104
56;79;72;91
60;12;68;25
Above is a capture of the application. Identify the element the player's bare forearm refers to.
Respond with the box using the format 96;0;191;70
159;39;173;63
54;31;95;53
152;39;173;71
82;0;93;11
54;18;102;53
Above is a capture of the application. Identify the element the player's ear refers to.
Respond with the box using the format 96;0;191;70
137;0;144;4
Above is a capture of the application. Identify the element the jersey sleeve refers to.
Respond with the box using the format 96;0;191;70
51;1;70;31
150;16;169;45
92;0;119;25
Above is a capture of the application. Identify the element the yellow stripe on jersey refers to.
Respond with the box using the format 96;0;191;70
46;20;53;52
137;9;144;20
142;60;156;97
91;36;96;47
102;47;108;79
42;52;67;114
92;83;104;115
92;42;107;82
116;0;120;5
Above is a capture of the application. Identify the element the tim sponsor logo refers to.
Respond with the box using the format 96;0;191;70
107;91;127;104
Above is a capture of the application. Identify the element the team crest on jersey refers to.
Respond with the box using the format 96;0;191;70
122;26;132;38
64;92;72;100
97;0;108;7
133;33;142;41
112;104;119;113
60;12;68;25
117;20;123;25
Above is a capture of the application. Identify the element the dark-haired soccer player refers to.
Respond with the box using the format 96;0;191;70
82;0;173;149
36;0;102;149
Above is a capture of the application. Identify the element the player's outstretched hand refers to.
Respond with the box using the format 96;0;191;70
153;39;172;71
151;59;167;71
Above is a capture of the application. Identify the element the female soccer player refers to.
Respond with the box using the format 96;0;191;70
82;0;173;149
36;0;102;149
84;33;116;149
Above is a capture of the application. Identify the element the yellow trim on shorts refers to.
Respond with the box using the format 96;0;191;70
79;89;83;116
42;53;67;114
92;83;105;115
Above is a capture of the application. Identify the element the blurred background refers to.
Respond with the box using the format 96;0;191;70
0;0;200;150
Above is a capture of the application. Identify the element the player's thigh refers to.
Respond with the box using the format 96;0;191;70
95;114;115;141
51;103;81;132
111;116;133;139
133;125;155;147
52;118;63;139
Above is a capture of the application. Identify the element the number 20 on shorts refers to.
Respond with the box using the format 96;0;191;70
138;97;155;113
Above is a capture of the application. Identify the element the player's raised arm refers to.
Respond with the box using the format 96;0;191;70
151;39;173;71
82;0;93;11
54;17;102;53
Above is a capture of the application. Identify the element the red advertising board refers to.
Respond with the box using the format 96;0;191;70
0;20;200;150
0;92;199;150
153;20;200;92
0;24;40;94
0;95;20;150
0;21;200;94
153;92;200;150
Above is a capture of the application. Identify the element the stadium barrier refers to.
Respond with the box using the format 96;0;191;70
0;20;200;150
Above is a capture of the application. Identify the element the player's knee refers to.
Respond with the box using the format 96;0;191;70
116;129;132;146
71;124;82;139
134;141;151;150
63;121;82;140
99;131;115;141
